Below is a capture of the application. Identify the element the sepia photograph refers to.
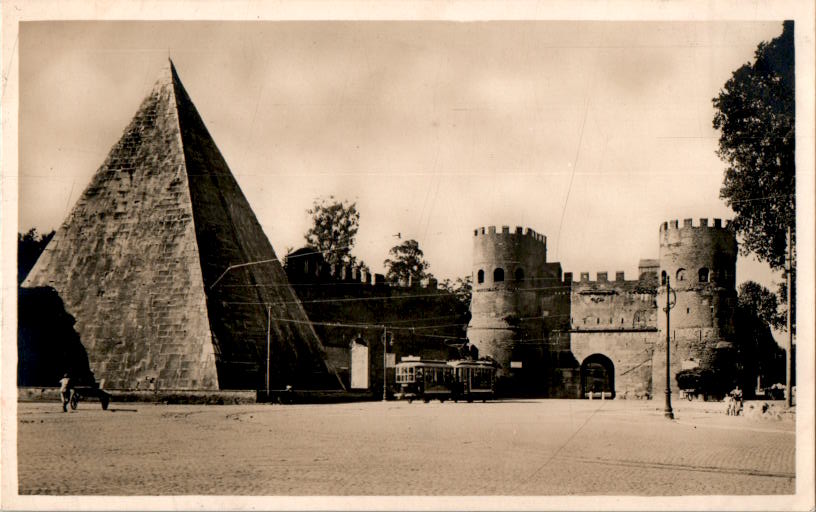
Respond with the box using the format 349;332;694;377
2;1;814;510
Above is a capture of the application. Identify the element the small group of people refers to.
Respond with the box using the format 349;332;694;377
459;342;479;360
725;386;743;416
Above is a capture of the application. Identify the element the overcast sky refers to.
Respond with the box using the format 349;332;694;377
19;20;786;289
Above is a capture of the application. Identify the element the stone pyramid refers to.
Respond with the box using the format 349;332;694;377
23;60;341;391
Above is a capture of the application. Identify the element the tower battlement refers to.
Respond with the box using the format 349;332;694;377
660;218;732;232
572;271;631;283
473;225;547;244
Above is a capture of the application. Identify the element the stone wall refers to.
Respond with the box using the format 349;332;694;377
570;331;656;399
570;271;658;332
464;218;740;399
285;248;462;393
567;272;659;398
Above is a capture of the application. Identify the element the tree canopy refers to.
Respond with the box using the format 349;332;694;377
383;239;430;285
713;21;794;271
733;280;786;391
440;275;473;327
18;228;55;284
737;280;784;330
305;196;361;267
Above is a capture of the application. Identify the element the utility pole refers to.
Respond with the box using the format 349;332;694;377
382;326;388;402
664;276;675;419
266;305;271;400
785;226;793;408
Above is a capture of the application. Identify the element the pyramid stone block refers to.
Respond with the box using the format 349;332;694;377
23;60;339;391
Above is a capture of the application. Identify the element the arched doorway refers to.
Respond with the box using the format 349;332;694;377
581;354;615;399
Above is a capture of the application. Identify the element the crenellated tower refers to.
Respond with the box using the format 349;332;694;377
654;218;738;395
467;225;567;388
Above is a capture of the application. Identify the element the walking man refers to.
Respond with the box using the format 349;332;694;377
59;373;73;412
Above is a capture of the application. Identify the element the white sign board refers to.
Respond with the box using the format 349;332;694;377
351;344;369;389
510;361;523;369
386;353;396;368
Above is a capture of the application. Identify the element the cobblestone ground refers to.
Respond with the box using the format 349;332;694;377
16;399;795;495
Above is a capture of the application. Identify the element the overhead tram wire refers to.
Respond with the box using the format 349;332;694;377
219;282;615;306
259;315;469;332
208;234;392;291
208;243;359;290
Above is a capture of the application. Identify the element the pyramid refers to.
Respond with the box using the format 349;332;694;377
23;60;341;391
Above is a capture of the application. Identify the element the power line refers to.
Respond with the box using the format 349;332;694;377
263;315;467;332
555;97;590;260
725;193;794;204
223;290;464;306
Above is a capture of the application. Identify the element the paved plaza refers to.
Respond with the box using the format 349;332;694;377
16;398;794;496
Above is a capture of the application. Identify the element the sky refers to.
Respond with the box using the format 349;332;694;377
19;20;787;290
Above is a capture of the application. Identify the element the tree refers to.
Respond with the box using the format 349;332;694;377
18;228;55;284
305;196;361;267
441;275;472;310
713;21;794;272
733;281;786;393
440;275;473;330
737;281;784;329
383;239;430;284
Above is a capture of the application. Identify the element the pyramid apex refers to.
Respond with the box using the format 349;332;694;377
150;57;190;109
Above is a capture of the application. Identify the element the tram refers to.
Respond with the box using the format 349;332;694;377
394;357;453;402
395;356;498;403
448;359;498;402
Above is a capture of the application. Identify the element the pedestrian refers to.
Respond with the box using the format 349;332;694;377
732;386;743;416
59;373;73;412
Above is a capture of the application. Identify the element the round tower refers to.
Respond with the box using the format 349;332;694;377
467;225;549;378
654;218;738;396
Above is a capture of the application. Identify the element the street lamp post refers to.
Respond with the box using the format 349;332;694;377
664;276;675;420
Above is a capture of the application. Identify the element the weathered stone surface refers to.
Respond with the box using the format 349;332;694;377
467;226;570;388
653;219;738;396
464;218;737;399
284;248;463;394
23;60;339;391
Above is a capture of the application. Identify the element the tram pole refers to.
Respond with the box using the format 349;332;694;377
266;305;271;400
785;226;793;408
382;326;387;402
664;276;675;419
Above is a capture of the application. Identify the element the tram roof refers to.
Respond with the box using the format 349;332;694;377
397;357;449;367
447;359;498;368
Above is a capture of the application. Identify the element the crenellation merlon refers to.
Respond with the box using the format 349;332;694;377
472;225;547;245
660;217;730;231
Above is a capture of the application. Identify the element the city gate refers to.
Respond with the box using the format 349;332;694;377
581;354;615;398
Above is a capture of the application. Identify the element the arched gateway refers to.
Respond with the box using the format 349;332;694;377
580;354;615;398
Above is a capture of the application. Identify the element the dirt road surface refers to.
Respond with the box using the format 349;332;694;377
16;399;794;495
